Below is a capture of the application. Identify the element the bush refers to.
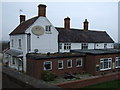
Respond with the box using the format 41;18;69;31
42;71;55;81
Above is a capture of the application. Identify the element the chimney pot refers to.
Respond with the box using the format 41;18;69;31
64;17;70;31
83;19;89;31
20;15;25;24
38;4;47;17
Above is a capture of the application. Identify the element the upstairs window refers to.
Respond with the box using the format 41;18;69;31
104;43;107;49
44;61;52;71
81;43;88;49
64;43;71;50
11;39;13;47
67;60;72;68
46;25;51;32
115;57;120;68
18;39;21;48
76;58;82;67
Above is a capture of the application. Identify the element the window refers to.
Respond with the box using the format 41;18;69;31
18;39;21;48
46;25;51;32
59;43;62;49
58;60;63;69
100;58;112;70
12;57;16;65
64;43;71;50
44;61;52;71
81;43;88;49
104;43;107;49
115;57;120;68
67;60;72;68
76;58;82;67
11;39;13;47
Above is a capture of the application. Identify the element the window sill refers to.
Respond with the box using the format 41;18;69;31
45;32;52;34
76;65;82;67
100;68;111;71
67;67;72;68
44;69;52;71
18;47;22;49
115;67;120;68
58;68;63;70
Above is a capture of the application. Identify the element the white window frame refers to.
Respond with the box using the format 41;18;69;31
45;25;51;33
44;61;52;71
58;60;63;69
100;58;112;71
76;58;82;67
67;59;72;68
115;57;120;68
81;43;88;49
64;43;71;50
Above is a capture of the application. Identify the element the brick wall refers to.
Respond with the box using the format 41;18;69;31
55;73;120;88
26;56;86;79
86;54;120;75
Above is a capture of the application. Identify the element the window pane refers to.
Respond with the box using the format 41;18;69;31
44;62;51;70
67;60;72;68
58;60;63;69
100;62;103;69
19;39;21;47
77;59;82;66
100;58;112;70
64;43;71;50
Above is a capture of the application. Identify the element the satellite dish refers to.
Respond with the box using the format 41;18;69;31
32;25;44;35
34;49;39;53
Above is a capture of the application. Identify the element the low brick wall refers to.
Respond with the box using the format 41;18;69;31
2;66;61;88
55;73;120;88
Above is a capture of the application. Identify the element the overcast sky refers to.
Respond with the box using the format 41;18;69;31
1;2;119;42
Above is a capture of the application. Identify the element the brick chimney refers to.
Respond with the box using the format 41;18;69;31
20;15;25;23
64;17;70;31
38;4;47;17
83;19;89;31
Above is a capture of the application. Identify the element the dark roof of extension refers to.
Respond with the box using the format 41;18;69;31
56;27;114;43
9;16;114;43
9;16;39;35
71;49;120;55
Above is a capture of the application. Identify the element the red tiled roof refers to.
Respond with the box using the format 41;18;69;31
9;16;39;35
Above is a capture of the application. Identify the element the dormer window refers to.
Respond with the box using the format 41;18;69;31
45;25;51;33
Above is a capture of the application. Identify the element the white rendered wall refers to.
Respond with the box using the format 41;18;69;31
26;16;58;54
10;34;27;72
88;43;94;49
94;43;104;49
95;43;114;49
59;43;114;53
106;43;114;48
71;43;81;49
10;34;27;52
